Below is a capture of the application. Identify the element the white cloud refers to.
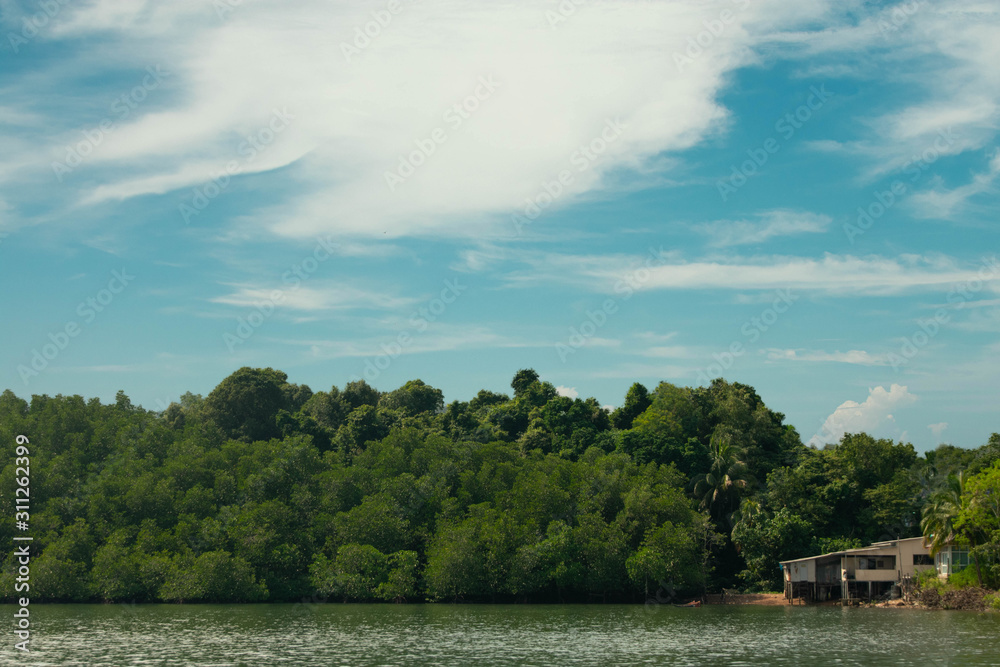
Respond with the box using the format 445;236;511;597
763;348;885;365
809;384;918;446
210;283;417;313
556;386;579;399
451;245;510;273
774;1;1000;179
1;0;841;239
634;331;679;343
910;149;1000;219
643;346;701;359
928;422;948;438
695;209;830;247
4;0;998;246
280;323;537;360
514;251;998;295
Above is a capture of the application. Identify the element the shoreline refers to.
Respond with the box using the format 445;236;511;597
703;592;996;612
704;593;787;606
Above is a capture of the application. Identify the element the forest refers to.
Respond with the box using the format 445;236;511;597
1;367;998;604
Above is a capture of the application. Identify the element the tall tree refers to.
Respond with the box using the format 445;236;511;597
510;369;540;398
692;435;753;521
921;472;983;586
612;383;651;430
203;367;294;442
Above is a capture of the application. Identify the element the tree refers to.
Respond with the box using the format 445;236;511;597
485;401;530;442
535;395;611;457
969;433;1000;475
342;379;381;410
5;370;968;605
160;551;268;602
955;461;1000;587
626;521;700;595
626;383;708;474
921;472;964;557
331;494;412;555
612;383;651;430
29;554;90;601
424;504;493;600
337;404;386;453
511;369;540;398
469;389;509;414
91;531;152;601
378;550;420;602
731;507;812;590
834;433;917;489
692;435;753;521
204;367;292;442
575;514;630;600
301;389;350;431
379;380;444;417
316;544;388;601
922;471;983;586
697;380;803;481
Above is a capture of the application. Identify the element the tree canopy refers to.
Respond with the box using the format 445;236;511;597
1;369;997;602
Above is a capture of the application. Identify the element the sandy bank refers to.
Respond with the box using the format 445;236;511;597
704;593;787;606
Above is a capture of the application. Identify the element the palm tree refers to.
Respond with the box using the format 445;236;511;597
921;472;983;586
729;496;767;543
693;433;753;521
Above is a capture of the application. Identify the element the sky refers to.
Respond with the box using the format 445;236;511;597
1;0;998;453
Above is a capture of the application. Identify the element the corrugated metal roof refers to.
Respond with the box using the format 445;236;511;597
779;536;927;565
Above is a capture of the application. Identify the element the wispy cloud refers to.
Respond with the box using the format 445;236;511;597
763;348;885;365
0;0;843;239
210;283;418;313
514;251;998;296
695;209;830;247
910;150;1000;219
928;421;948;438
278;323;543;360
642;345;702;359
783;1;1000;180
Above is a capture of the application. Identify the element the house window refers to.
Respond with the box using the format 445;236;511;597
936;547;970;576
913;554;933;566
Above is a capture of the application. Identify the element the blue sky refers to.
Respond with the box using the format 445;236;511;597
1;0;998;452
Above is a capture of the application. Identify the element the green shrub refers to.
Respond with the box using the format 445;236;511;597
949;565;982;589
160;551;268;602
916;567;942;591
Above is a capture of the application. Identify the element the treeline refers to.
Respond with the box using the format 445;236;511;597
0;368;997;603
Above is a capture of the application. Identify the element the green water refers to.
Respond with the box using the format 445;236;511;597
3;603;999;666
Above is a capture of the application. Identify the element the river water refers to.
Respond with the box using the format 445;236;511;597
4;603;999;666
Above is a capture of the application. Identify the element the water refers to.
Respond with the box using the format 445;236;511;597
4;603;999;666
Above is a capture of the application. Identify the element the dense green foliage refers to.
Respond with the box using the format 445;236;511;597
1;369;997;602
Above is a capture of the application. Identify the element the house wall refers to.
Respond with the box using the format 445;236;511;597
896;539;932;578
854;569;898;582
787;560;814;582
841;550;893;576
